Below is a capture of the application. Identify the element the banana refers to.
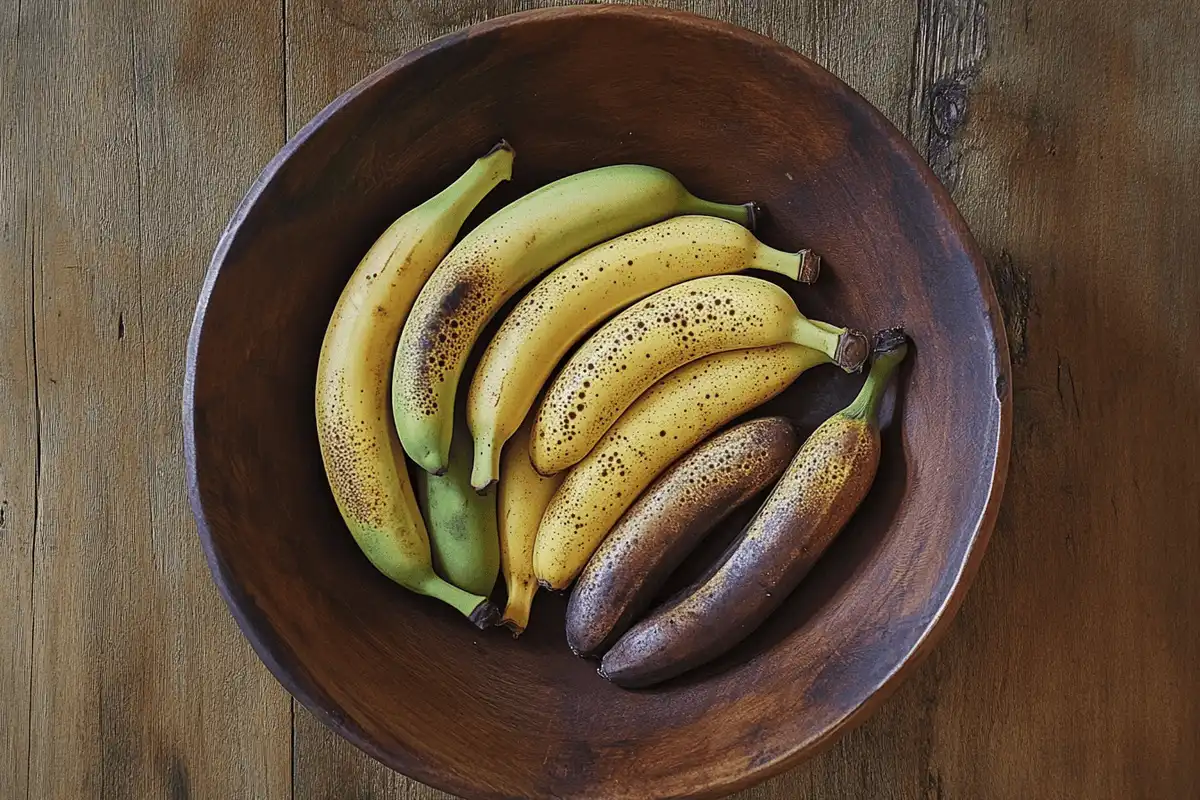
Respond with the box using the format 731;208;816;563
467;215;819;490
393;165;757;475
565;416;799;657
531;276;867;476
533;343;834;591
600;330;909;688
315;142;512;626
416;417;500;597
497;412;566;635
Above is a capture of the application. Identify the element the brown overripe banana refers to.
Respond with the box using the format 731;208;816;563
600;330;909;687
565;416;799;657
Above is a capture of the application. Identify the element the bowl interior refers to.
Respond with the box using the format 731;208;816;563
186;7;1008;799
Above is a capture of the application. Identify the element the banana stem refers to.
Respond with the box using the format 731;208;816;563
753;245;821;284
809;318;844;336
681;196;759;230
842;329;909;424
795;249;821;284
432;140;515;219
789;318;869;371
416;575;497;628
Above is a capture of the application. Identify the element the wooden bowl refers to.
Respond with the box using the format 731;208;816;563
184;6;1010;799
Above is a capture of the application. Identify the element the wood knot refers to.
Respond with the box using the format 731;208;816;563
931;78;969;138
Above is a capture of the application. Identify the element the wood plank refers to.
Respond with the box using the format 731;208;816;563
1;2;35;797
911;0;1200;796
22;0;292;796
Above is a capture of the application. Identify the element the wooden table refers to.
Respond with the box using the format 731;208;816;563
2;1;1197;798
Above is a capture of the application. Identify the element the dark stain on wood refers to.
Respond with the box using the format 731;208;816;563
1056;354;1081;419
908;0;989;190
99;678;138;798
988;248;1032;365
164;753;191;800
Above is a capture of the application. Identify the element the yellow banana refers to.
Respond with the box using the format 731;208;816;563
497;413;566;635
393;165;756;475
533;343;833;590
315;142;512;625
531;276;867;475
466;215;819;490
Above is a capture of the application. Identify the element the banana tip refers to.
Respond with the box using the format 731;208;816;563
500;618;525;638
569;643;600;660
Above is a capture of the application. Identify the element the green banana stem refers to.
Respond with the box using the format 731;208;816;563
430;140;514;219
415;575;496;626
809;318;845;336
680;196;759;230
788;318;869;372
751;246;821;284
843;329;910;424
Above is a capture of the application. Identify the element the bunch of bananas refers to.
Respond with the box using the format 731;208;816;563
316;142;909;687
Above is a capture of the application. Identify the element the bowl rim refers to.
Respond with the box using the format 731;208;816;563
183;4;1013;798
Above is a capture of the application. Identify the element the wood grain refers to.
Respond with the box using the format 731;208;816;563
1;3;35;798
913;0;1200;796
3;0;1198;798
12;1;292;797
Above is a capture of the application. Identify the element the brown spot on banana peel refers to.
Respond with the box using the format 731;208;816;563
566;417;800;658
600;331;909;688
407;274;497;416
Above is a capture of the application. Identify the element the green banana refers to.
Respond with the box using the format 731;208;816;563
417;417;500;597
